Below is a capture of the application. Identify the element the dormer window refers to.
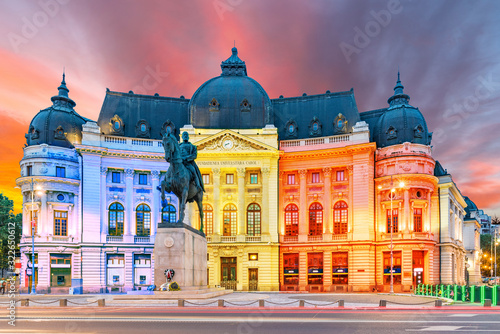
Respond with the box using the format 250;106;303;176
161;120;176;136
308;116;322;137
386;126;397;140
54;126;65;140
240;98;251;112
334;113;348;134
285;119;298;139
109;115;124;135
136;120;150;138
29;126;39;139
414;124;424;138
209;98;220;112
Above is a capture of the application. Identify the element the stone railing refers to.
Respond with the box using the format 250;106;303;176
245;236;262;242
221;236;236;243
281;235;298;243
106;235;123;243
280;134;352;149
308;235;323;242
134;236;151;243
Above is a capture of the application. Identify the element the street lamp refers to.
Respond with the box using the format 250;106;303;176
495;228;498;284
29;178;43;295
389;176;404;294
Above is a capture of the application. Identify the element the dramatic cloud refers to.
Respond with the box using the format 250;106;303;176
1;0;499;216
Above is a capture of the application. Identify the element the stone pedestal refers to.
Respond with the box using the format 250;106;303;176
153;223;207;288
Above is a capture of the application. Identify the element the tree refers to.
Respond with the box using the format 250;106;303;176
480;221;500;278
0;193;22;277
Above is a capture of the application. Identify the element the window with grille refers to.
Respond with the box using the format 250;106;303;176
223;204;237;236
136;204;151;236
285;204;299;236
112;172;121;183
287;174;295;185
332;252;348;284
414;208;422;232
226;173;234;184
162;204;176;223
309;202;323;236
202;204;213;235
246;203;261;236
54;211;67;236
250;173;258;184
307;252;323;284
387;209;399;233
333;201;348;234
109;202;124;236
336;170;344;181
202;174;210;185
311;172;320;183
27;165;32;176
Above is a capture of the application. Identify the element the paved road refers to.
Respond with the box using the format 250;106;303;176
3;307;500;334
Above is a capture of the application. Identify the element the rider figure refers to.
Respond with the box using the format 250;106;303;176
179;131;205;193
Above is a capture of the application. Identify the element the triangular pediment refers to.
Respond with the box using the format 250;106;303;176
194;130;276;152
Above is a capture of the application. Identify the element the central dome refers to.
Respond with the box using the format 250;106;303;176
188;48;272;129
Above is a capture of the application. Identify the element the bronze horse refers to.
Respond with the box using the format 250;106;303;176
160;133;204;232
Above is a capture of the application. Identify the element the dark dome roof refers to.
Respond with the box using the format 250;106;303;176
188;48;272;129
25;74;89;148
464;196;478;218
373;73;432;148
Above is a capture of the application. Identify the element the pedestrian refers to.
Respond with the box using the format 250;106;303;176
0;278;5;295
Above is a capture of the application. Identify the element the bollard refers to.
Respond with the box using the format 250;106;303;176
259;299;265;308
435;300;442;307
23;299;29;307
379;300;386;307
338;300;344;308
218;299;224;307
484;299;492;307
299;300;305;307
178;299;184;307
60;299;67;307
97;299;105;307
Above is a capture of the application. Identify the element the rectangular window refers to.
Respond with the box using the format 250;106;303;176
248;253;258;261
332;252;348;284
387;209;399;233
56;166;66;178
336;170;344;181
112;172;120;183
27;165;33;176
250;173;258;184
226;173;234;185
287;174;295;185
54;211;68;236
307;252;323;285
414;208;422;232
50;254;71;287
138;173;147;185
311;172;320;183
202;174;210;185
383;251;402;285
283;253;299;285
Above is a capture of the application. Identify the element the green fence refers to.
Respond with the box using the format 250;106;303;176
415;284;499;305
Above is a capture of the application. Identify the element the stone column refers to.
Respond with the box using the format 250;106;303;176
151;170;160;238
237;168;246;238
100;167;108;239
347;166;353;239
125;169;134;240
72;194;78;242
427;191;432;232
404;188;410;233
298;169;308;241
322;168;332;236
278;171;285;236
212;168;221;241
261;167;271;236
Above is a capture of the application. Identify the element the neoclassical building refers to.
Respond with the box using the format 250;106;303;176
17;48;480;293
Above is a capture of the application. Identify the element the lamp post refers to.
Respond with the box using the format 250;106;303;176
389;176;404;294
29;178;42;295
495;228;498;284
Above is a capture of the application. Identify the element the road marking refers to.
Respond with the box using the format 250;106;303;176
448;314;478;317
411;326;463;331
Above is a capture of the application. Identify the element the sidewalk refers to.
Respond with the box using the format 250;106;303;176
0;291;484;308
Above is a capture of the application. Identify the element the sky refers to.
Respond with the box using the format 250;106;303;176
0;0;499;218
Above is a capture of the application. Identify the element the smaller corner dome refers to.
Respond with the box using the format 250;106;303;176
464;196;478;218
26;74;89;149
373;73;432;148
188;47;272;129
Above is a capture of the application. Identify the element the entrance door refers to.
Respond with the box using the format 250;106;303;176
413;251;425;286
249;268;258;291
220;257;237;290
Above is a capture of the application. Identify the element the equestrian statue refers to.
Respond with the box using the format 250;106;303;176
160;130;205;232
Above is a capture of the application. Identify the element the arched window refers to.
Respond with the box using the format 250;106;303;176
309;202;323;236
285;204;299;236
247;203;261;236
333;201;348;234
162;204;176;224
202;204;213;235
136;204;151;236
109;202;124;236
223;204;237;236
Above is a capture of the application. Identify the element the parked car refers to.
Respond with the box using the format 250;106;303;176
482;277;489;283
488;277;500;285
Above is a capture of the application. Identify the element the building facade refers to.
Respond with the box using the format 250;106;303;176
17;48;479;293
